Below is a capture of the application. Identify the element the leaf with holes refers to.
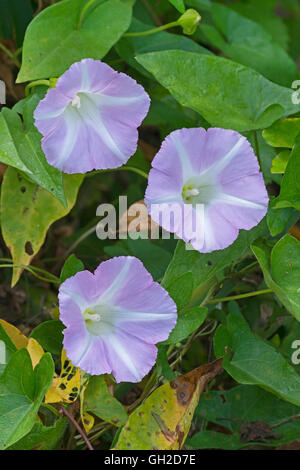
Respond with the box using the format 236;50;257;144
0;167;83;286
45;349;80;404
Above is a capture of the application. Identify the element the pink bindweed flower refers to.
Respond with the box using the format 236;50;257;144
145;127;269;253
34;59;150;174
59;256;177;382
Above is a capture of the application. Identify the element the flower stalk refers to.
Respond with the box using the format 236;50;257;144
123;9;201;37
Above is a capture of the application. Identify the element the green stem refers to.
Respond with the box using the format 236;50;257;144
78;423;114;446
88;166;148;180
170;321;216;369
128;369;157;412
106;58;125;66
167;344;175;358
78;0;96;28
0;264;60;284
117;166;148;179
208;288;273;304
212;260;259;294
18;263;60;282
25;79;50;96
0;260;60;282
14;46;23;57
233;260;259;277
140;370;157;401
123;20;180;37
0;42;21;68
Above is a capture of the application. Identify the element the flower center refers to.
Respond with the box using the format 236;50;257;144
182;186;200;201
182;178;220;206
71;95;81;108
83;304;115;336
83;310;101;322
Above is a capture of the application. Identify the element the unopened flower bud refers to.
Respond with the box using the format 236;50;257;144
178;9;201;35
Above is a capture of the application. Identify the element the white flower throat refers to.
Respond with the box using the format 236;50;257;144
182;179;220;206
83;304;115;336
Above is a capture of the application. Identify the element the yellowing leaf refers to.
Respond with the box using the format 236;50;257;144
27;338;44;368
45;349;80;404
81;411;95;434
271;150;290;174
262;118;300;148
0;319;28;349
0;319;44;368
79;374;95;433
114;359;223;450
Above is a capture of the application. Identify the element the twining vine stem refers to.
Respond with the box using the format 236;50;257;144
58;405;94;451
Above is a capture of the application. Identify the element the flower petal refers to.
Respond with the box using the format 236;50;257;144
59;270;97;313
113;290;177;345
93;256;177;344
145;129;196;206
33;88;70;133
59;256;177;381
64;330;112;376
145;127;268;253
34;59;150;173
114;310;177;345
216;174;269;230
103;330;158;383
196;128;255;177
145;169;183;206
191;205;239;252
93;256;135;304
63;323;91;365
